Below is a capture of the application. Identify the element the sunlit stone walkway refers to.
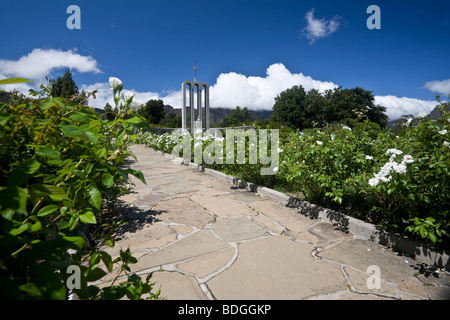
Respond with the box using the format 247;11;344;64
95;144;450;300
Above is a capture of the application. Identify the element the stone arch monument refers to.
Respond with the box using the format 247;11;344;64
181;80;210;133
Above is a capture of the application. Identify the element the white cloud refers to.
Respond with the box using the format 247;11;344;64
423;79;450;95
81;82;161;109
209;63;338;110
302;9;341;44
374;95;437;120
0;48;101;80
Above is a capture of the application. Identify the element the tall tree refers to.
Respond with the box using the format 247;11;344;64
139;99;165;124
271;85;308;129
221;106;254;127
51;68;79;100
271;85;388;130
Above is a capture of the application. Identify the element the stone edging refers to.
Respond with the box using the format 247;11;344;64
148;147;450;269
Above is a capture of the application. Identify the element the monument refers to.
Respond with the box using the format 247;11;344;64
181;64;210;133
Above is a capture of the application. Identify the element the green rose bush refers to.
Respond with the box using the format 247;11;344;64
0;77;162;299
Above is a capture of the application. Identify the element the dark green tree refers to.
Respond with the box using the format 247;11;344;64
271;85;388;130
102;102;116;121
160;111;181;128
325;87;388;128
271;85;308;129
221;106;254;127
139;99;165;124
51;68;79;100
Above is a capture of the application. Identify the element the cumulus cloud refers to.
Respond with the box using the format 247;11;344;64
81;82;161;109
302;9;341;44
0;48;101;80
423;79;450;95
209;63;338;109
374;95;437;120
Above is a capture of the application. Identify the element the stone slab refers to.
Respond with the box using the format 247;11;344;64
212;217;268;242
207;236;348;299
318;239;416;282
248;200;315;236
191;195;257;218
150;271;206;300
131;230;230;272
177;247;236;279
154;198;214;228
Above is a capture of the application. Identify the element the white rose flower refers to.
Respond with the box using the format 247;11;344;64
109;77;122;90
365;155;374;160
316;141;323;145
402;155;414;164
368;177;379;187
439;129;447;135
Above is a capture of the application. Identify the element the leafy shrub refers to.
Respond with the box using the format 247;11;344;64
0;77;161;300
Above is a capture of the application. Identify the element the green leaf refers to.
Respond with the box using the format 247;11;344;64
69;113;90;123
63;236;85;249
102;173;115;188
30;220;42;232
30;184;68;201
0;77;33;85
10;223;29;236
0;186;28;216
84;131;99;143
88;187;102;211
428;232;437;244
85;267;107;282
61;125;85;137
132;170;146;184
96;148;107;158
99;251;113;272
19;282;42;297
7;158;41;187
35;147;61;160
79;210;97;224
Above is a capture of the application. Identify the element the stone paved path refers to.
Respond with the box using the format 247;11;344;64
95;144;450;300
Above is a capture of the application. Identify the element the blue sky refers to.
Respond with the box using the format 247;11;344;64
1;0;449;119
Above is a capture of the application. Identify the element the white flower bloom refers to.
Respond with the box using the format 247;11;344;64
365;155;374;160
330;134;335;141
121;92;134;103
129;101;142;111
109;77;122;90
439;129;448;135
402;155;414;164
316;141;323;145
444;141;450;147
277;148;283;153
368;177;379;187
386;148;403;156
273;167;279;172
381;175;392;183
342;125;351;131
393;163;407;174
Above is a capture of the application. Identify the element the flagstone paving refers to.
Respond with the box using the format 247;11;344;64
94;144;450;300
